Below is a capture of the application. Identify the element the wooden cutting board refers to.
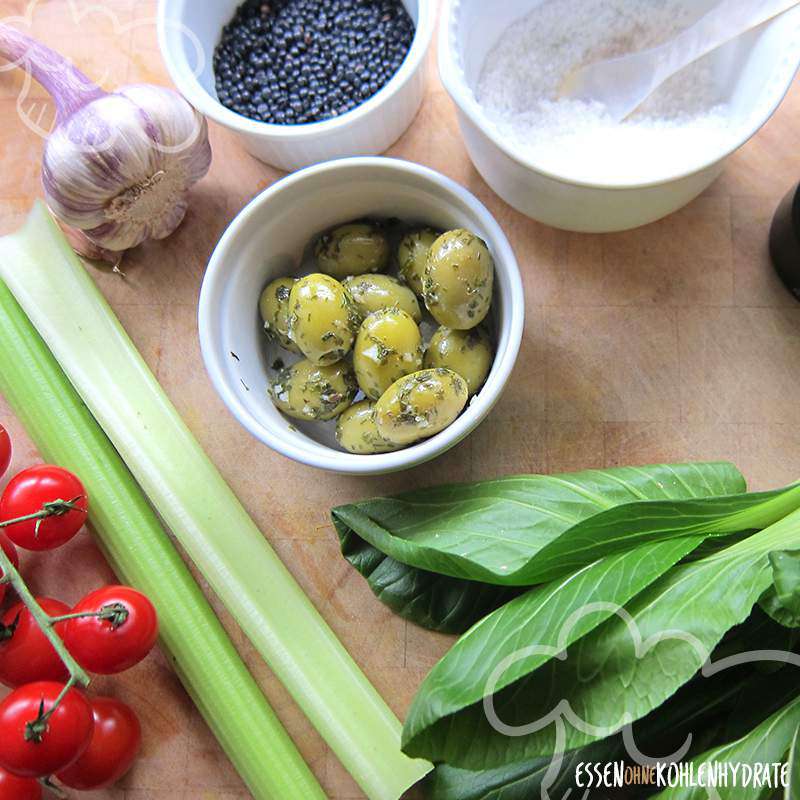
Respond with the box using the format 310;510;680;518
1;1;799;797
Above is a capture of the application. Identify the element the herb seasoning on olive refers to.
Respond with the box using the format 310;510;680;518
259;218;497;453
269;359;358;421
398;227;439;296
353;308;423;400
424;229;494;330
343;274;421;322
259;276;301;353
424;326;492;396
336;400;399;454
374;368;469;446
287;273;359;365
214;0;416;126
315;223;390;278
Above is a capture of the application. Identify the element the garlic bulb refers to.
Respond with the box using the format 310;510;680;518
0;24;212;259
43;85;212;252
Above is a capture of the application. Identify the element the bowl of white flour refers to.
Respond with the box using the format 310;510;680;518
439;0;800;232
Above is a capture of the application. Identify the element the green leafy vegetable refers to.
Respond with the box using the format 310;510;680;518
339;526;517;634
428;652;800;800
428;747;601;800
403;508;800;769
427;615;795;800
770;550;800;615
760;550;800;629
333;464;800;586
787;727;800;800
654;694;800;799
402;537;705;766
760;589;800;630
429;759;547;800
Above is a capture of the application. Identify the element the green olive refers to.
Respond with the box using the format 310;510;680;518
424;326;493;396
424;229;494;330
397;228;439;296
314;223;390;278
287;273;359;365
374;368;469;446
335;400;399;454
354;309;423;400
343;274;422;323
269;359;357;421
259;277;301;353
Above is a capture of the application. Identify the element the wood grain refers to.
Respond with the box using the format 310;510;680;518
1;1;799;798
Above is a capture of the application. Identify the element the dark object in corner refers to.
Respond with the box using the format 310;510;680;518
770;181;800;302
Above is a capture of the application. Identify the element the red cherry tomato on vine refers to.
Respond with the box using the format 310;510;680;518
0;766;41;800
0;425;11;480
0;534;19;606
57;696;141;790
64;586;158;675
0;465;87;551
0;598;70;687
0;681;94;778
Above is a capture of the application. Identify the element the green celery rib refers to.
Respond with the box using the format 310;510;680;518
0;203;432;800
0;279;324;800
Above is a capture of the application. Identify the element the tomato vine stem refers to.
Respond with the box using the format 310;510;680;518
0;502;91;712
0;495;85;536
0;502;93;791
24;676;78;742
40;777;67;799
49;603;128;627
0;542;89;687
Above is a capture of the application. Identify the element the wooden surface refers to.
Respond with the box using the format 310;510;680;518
2;1;800;798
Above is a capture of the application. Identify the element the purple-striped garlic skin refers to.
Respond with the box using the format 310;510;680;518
42;84;212;254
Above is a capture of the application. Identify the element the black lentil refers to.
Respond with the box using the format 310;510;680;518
213;0;415;125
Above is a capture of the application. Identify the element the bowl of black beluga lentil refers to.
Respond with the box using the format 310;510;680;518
157;0;435;171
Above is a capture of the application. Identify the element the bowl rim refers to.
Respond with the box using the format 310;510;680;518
156;0;437;140
438;0;800;191
198;156;525;475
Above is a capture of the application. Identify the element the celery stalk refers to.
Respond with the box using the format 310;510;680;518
0;203;432;800
0;279;324;800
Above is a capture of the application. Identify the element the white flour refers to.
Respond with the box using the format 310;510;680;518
477;0;736;184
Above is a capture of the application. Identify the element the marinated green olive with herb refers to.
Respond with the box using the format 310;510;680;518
354;309;423;400
259;277;301;353
269;359;357;422
335;401;399;455
424;326;493;396
397;228;439;296
260;218;499;453
287;273;358;365
424;229;494;330
343;274;422;323
315;223;390;278
374;368;469;446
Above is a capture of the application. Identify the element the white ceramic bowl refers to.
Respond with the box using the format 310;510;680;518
198;157;524;475
440;0;800;232
157;0;435;172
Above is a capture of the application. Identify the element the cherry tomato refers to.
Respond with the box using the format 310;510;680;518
0;466;87;551
57;696;141;790
0;534;19;606
0;766;41;800
0;598;70;687
64;586;158;675
0;681;94;778
0;425;11;480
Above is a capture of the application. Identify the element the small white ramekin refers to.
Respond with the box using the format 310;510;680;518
198;157;524;475
439;0;800;233
157;0;435;172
